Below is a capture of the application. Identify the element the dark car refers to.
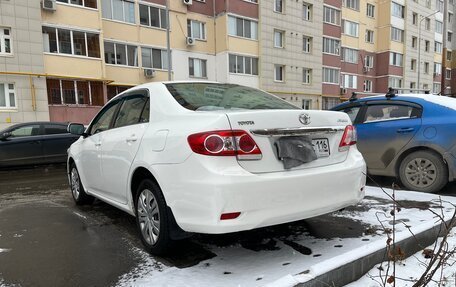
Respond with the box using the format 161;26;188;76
332;93;456;193
0;122;80;167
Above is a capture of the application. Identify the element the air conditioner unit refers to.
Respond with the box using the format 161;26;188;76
183;0;193;5
340;88;347;95
42;0;57;11
186;37;195;46
144;68;155;78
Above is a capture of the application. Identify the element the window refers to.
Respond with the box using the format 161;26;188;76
42;26;100;58
424;62;430;74
322;97;340;110
364;55;374;68
303;3;313;21
410;82;417;91
412;36;417;48
323;67;339;84
323;6;341;25
449;12;453;24
436;0;444;12
0;83;16;108
342;47;358;64
274;0;283;13
302;99;312;110
44;124;68;135
113;95;149;128
364;80;372;92
343;20;359;37
46;79;104;106
107;85;131;100
303;36;312;53
340;106;361;122
141;47;169;70
56;0;96;8
104;42;138;66
342;74;357;89
435;20;443;34
434;63;441;75
0;28;12;55
343;0;359;10
89;99;123;135
391;27;404;42
228;54;258;75
446;69;451;79
388;77;403;88
303;68;312;84
102;0;135;24
323;37;340;55
411;59;417;71
366;3;375;17
412;12;418;25
189;58;207;78
187;20;206;40
425;18;431;30
389;52;403;66
435;41;442;54
274;65;285;82
228;16;258;40
139;4;167;29
392;2;404;18
433;83;441;94
448;32;452;43
274;30;284;48
10;125;41;137
426;0;431;8
447;50;452;61
364;104;416;123
425;40;430;52
365;29;374;43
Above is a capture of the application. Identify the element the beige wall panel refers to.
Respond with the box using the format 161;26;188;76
103;20;139;42
377;27;390;51
139;27;168;47
227;37;259;56
44;55;103;79
42;4;100;30
341;36;360;49
390;42;404;53
215;15;228;53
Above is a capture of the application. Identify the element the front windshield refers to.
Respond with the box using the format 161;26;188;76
165;83;299;111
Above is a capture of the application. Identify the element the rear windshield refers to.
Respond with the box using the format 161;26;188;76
165;83;299;111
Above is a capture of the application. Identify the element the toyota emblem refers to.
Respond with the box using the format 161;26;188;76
299;113;311;125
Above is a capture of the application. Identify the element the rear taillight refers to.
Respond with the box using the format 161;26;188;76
338;125;357;151
188;130;262;160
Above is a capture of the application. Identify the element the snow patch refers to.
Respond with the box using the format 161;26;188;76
73;212;87;220
401;94;456;111
0;248;12;253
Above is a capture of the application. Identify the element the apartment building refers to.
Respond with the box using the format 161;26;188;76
259;0;323;109
0;0;49;130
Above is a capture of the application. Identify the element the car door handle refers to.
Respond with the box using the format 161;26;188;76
126;136;138;143
397;128;415;134
95;142;101;147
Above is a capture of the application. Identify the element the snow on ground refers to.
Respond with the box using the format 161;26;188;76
117;186;456;287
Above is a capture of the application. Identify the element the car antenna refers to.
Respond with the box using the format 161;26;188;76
349;92;358;102
385;87;396;99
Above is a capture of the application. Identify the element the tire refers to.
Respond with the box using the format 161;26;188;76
399;150;448;193
69;163;94;205
135;179;172;255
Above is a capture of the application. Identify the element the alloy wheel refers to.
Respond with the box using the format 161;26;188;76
404;157;437;188
71;168;80;199
137;189;160;245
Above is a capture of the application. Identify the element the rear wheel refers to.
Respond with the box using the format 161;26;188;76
399;150;448;193
135;179;172;255
69;163;94;205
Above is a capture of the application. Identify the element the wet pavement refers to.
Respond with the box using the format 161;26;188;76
0;164;455;286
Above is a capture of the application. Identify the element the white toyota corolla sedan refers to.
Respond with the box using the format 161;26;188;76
67;82;366;254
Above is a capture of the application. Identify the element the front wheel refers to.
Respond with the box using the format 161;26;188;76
399;150;448;193
135;179;172;255
69;163;94;205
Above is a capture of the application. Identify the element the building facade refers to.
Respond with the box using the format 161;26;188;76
0;0;49;130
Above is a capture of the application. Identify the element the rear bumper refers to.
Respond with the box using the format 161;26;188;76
153;149;366;234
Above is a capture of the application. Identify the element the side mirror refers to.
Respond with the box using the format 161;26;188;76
0;131;11;141
67;123;86;137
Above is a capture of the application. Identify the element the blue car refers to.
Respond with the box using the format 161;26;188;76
332;93;456;193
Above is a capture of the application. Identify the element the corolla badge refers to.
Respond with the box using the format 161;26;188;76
299;113;311;125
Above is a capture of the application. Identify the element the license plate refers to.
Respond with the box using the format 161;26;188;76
312;138;330;157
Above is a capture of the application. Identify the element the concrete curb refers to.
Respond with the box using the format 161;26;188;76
298;220;452;287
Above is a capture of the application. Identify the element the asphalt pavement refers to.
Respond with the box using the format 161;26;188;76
0;164;455;286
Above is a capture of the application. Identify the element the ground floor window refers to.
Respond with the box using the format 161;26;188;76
322;96;340;110
302;99;312;110
47;79;104;106
0;83;16;108
107;85;132;100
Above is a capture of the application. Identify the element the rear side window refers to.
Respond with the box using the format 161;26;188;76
363;105;420;123
165;83;298;111
44;124;68;135
113;95;149;128
340;106;361;123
